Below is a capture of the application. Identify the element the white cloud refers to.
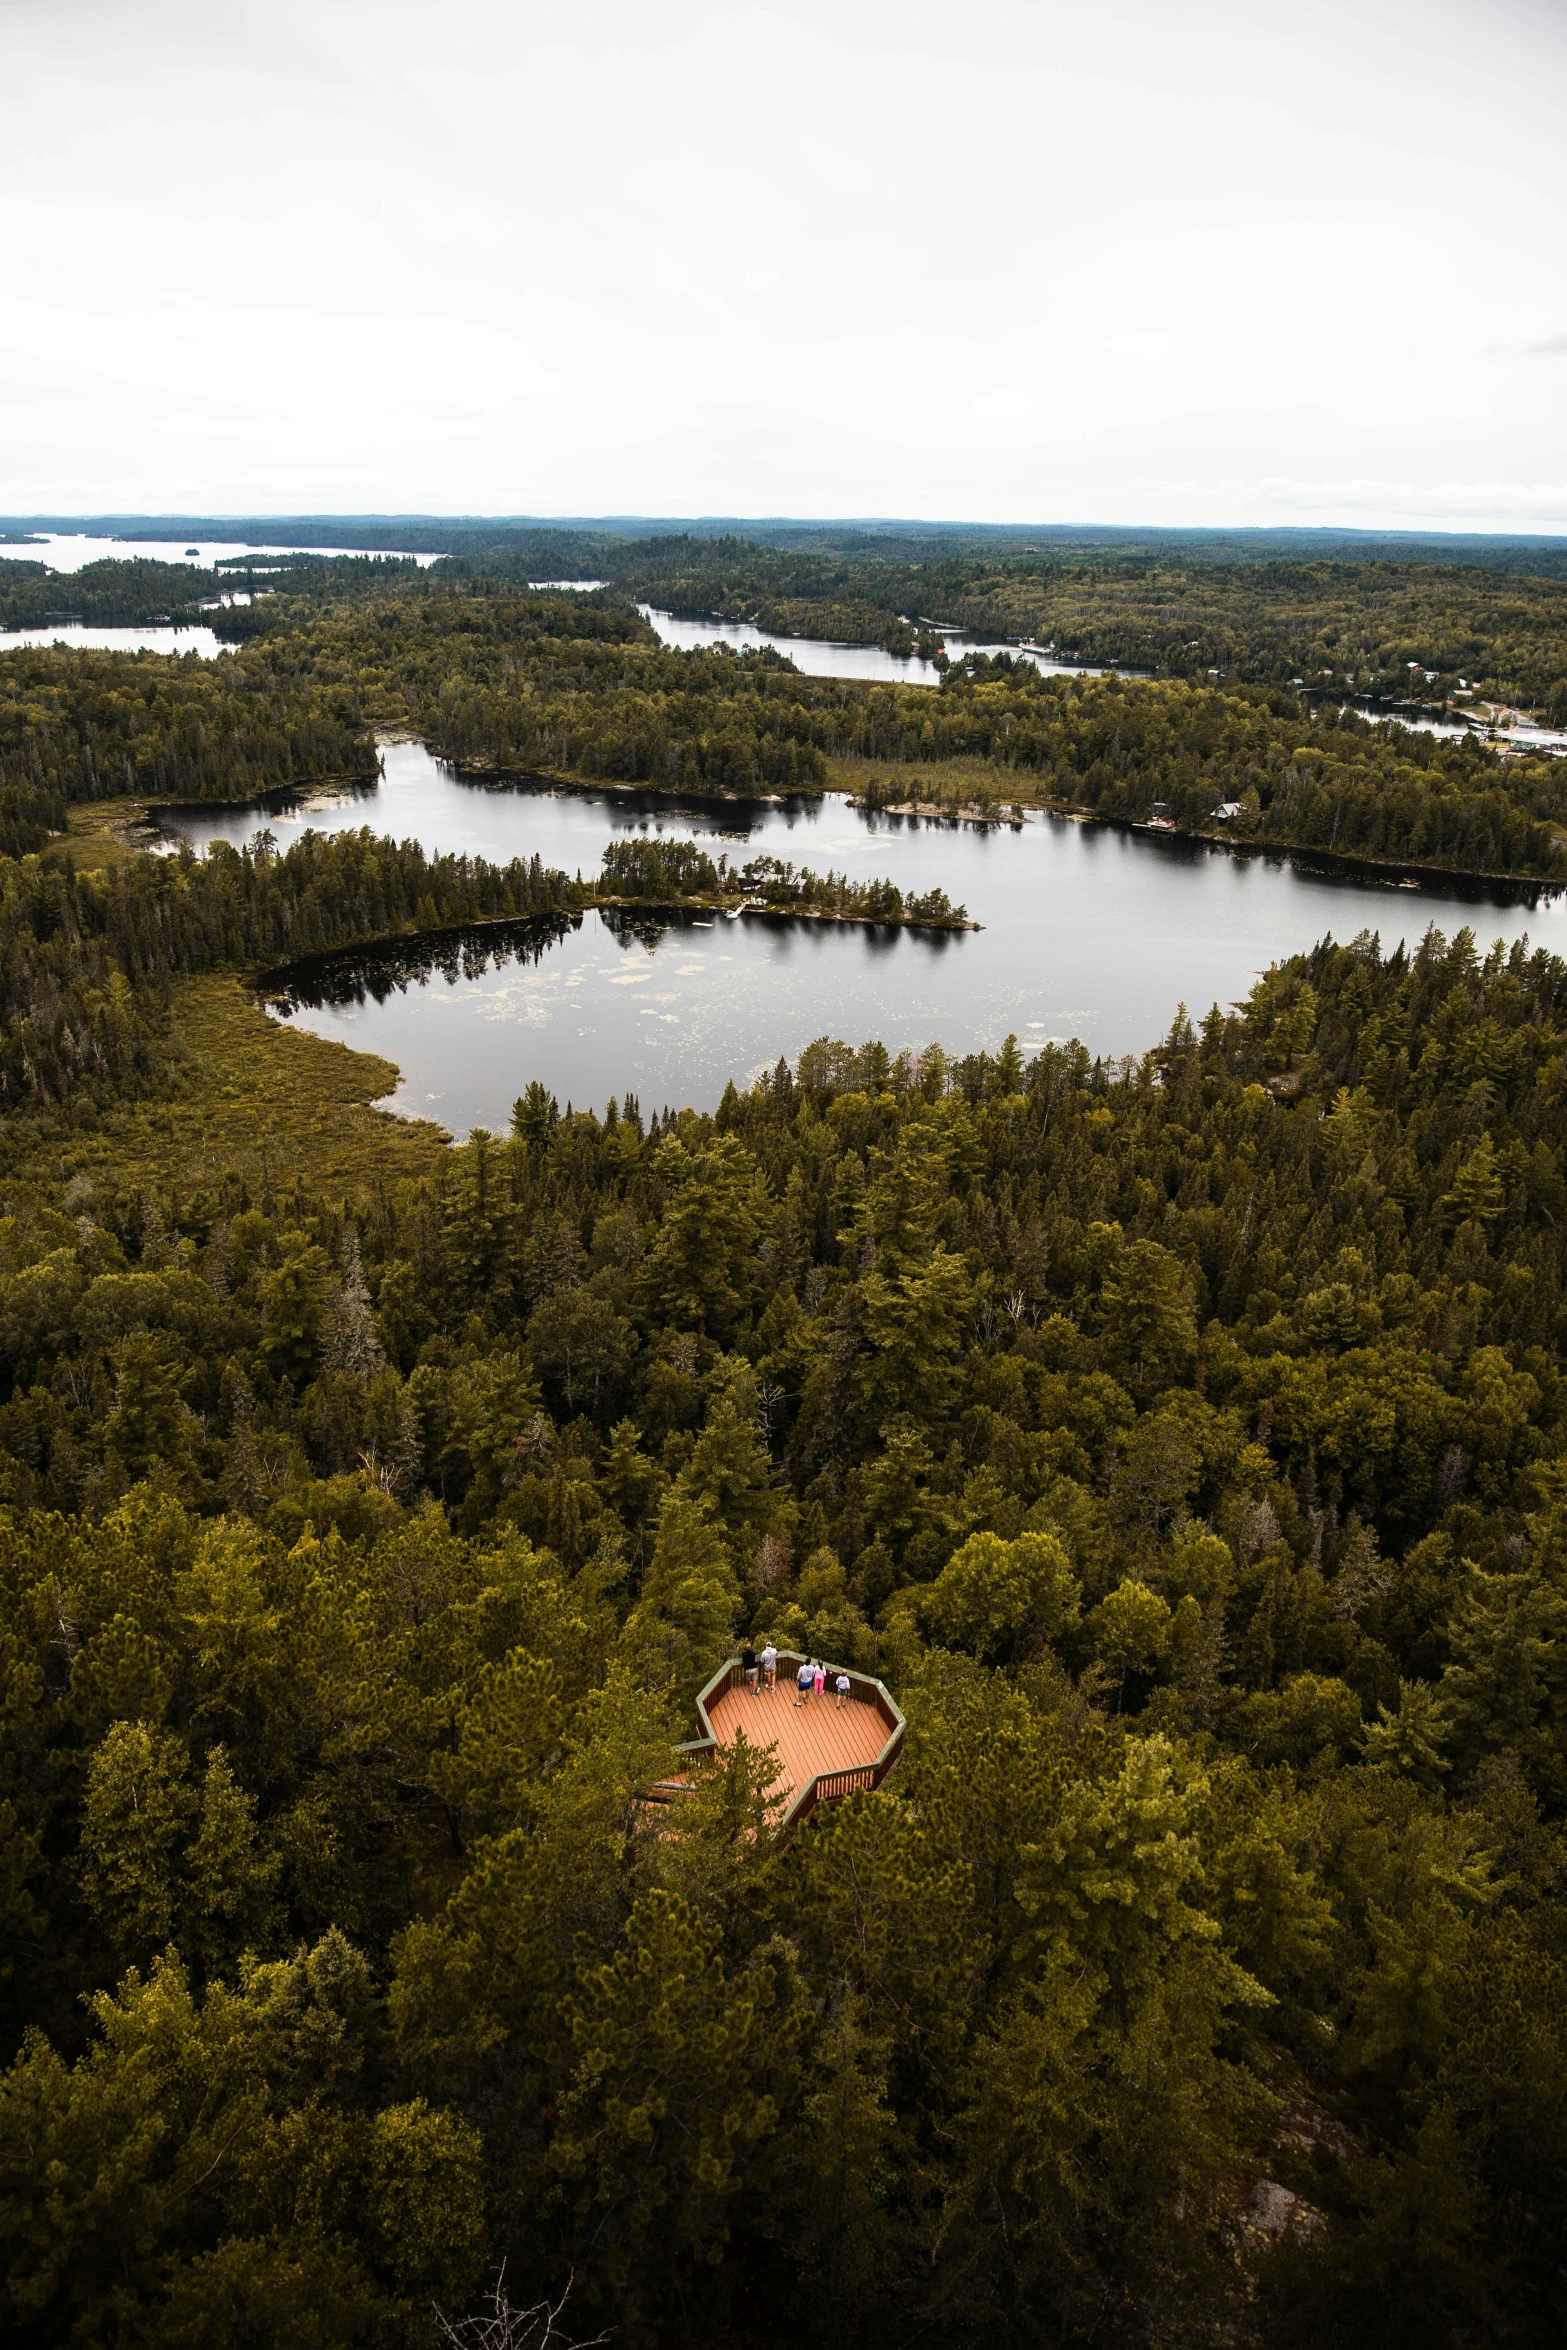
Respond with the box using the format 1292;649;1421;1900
1;0;1565;527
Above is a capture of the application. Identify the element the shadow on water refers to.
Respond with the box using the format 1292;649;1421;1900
1105;818;1560;909
259;913;578;1011
261;902;961;1016
156;776;382;839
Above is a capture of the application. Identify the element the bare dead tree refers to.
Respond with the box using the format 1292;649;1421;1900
434;2267;610;2350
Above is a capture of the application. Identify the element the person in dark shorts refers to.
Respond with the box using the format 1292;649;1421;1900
741;1642;759;1695
794;1659;813;1706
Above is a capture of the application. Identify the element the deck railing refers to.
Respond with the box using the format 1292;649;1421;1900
643;1650;905;1829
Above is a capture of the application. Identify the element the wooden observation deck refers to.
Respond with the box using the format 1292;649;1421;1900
647;1651;905;1828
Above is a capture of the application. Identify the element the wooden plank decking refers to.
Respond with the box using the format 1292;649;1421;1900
706;1677;889;1813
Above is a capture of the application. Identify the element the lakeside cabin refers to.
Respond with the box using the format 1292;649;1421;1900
646;1651;905;1828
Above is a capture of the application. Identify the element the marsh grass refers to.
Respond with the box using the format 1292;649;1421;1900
58;798;170;872
826;755;1066;815
1;972;450;1202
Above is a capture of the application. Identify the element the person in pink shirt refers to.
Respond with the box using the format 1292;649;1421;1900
813;1659;827;1699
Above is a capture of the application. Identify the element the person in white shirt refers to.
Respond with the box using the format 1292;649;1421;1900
835;1672;851;1708
760;1642;778;1692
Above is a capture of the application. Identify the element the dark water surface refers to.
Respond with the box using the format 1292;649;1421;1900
155;743;1566;1137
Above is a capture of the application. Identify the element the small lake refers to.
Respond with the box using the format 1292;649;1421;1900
155;742;1567;1136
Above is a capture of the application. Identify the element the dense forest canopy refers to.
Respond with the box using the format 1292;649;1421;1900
1;553;1567;2346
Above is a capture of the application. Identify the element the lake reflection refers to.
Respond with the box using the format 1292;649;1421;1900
209;744;1567;1137
268;902;975;1130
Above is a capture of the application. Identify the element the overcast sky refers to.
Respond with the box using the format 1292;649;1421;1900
4;0;1565;529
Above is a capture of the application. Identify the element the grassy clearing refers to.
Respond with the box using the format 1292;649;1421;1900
4;974;451;1203
824;756;1069;815
57;797;170;873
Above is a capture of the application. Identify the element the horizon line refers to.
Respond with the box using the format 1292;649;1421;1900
6;511;1567;547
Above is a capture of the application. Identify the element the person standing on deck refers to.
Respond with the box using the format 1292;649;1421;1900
741;1642;759;1696
761;1640;778;1692
835;1670;851;1708
794;1658;813;1707
813;1658;827;1701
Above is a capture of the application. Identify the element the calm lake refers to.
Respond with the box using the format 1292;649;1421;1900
154;742;1567;1136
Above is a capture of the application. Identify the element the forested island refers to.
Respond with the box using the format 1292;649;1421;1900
1;540;1566;2346
596;836;972;927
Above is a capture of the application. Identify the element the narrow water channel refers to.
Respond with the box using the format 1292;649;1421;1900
638;604;1107;683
